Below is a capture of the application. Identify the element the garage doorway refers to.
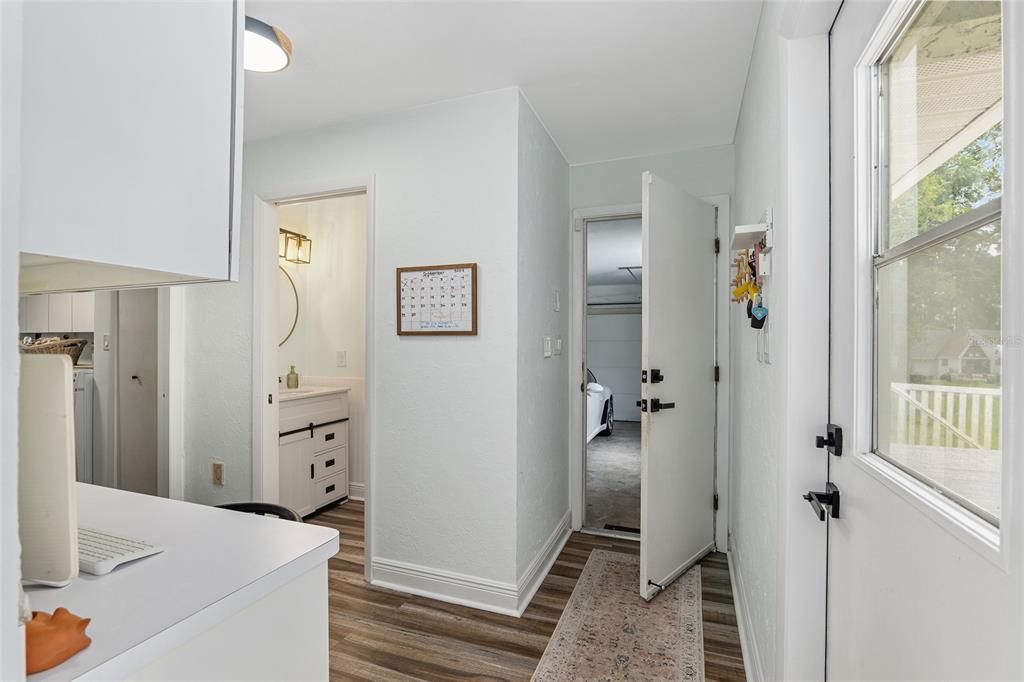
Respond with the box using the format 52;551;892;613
569;195;732;550
585;216;642;534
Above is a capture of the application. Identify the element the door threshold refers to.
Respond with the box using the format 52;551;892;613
581;526;640;542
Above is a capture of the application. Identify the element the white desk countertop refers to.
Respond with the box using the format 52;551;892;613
26;484;339;681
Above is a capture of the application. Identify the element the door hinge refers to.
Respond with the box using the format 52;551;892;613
713;493;719;511
714;237;720;254
713;365;720;382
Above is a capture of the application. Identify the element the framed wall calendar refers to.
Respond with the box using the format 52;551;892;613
396;262;478;336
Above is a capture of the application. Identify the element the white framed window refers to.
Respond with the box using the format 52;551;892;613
871;0;1004;526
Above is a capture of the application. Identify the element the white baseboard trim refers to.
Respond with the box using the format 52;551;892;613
370;511;572;618
728;548;764;682
348;481;365;501
371;558;520;616
516;511;572;615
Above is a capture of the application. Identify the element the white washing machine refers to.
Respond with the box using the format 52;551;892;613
73;368;95;483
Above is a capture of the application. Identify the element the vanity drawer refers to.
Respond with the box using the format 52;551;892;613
314;470;348;508
279;391;348;435
313;421;347;455
313;447;346;481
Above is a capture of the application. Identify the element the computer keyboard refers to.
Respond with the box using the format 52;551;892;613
78;528;164;576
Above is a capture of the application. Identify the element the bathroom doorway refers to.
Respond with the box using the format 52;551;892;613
251;179;375;578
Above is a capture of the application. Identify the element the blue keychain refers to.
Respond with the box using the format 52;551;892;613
750;295;768;330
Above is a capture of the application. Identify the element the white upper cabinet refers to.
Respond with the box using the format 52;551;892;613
20;296;48;334
19;0;243;293
47;294;73;332
71;293;95;333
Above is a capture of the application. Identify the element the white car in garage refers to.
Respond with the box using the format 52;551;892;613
586;369;614;443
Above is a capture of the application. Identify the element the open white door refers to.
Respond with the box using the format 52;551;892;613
254;197;280;503
640;171;716;600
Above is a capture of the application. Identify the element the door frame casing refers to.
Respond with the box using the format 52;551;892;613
568;194;731;550
251;175;376;582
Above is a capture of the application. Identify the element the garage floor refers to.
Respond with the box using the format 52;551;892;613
585;421;641;532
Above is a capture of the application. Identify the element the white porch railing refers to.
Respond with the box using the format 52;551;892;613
890;382;1001;450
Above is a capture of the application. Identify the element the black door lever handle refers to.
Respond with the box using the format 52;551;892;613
803;482;840;521
637;398;676;413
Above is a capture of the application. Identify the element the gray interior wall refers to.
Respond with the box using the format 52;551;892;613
730;3;786;678
185;88;523;586
515;93;571;579
570;145;735;210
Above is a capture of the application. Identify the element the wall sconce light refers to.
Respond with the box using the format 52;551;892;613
279;229;312;264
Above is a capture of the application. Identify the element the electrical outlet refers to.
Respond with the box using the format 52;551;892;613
336;350;347;368
543;336;552;358
212;462;224;486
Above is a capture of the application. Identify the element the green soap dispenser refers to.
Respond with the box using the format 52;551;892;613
287;365;299;389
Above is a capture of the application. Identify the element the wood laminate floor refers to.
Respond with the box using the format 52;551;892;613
308;499;745;681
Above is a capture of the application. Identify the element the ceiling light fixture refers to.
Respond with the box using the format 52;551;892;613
244;16;292;73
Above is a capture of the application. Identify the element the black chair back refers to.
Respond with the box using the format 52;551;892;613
216;502;303;522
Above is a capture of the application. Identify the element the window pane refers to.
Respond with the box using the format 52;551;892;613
883;1;1002;250
876;219;1002;521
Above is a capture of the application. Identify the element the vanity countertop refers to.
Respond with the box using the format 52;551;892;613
279;385;351;402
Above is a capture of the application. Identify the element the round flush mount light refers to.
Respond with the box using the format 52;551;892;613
244;16;292;73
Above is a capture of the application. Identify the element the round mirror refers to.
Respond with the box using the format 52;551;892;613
279;266;299;347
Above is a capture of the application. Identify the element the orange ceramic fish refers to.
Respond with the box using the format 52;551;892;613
25;608;92;675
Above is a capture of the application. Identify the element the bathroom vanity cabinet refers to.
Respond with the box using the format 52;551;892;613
279;388;350;517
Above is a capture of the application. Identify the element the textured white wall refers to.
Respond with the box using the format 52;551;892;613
277;194;366;379
586;313;641;421
186;88;522;584
182;248;253;505
729;5;834;681
570;145;734;210
515;94;571;579
730;3;785;679
1;1;25;675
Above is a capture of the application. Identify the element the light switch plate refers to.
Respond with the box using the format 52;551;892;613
552;289;561;312
336;350;347;368
212;462;224;486
543;336;552;358
554;337;563;355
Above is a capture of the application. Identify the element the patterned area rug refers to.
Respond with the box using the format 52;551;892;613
532;550;704;682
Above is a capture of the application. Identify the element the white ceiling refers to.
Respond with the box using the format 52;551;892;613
243;1;762;164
